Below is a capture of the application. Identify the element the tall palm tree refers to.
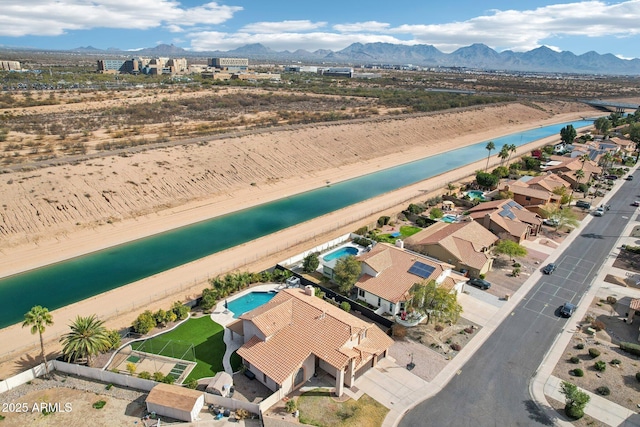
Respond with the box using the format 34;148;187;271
60;314;110;366
507;144;517;165
498;145;509;167
575;169;586;193
485;141;495;172
22;305;54;377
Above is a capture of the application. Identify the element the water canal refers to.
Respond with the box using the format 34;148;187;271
0;120;592;327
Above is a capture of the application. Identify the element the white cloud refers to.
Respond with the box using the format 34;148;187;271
0;0;242;36
333;21;391;33
240;20;327;33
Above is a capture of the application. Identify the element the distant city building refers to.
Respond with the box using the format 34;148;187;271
208;58;248;72
0;60;21;71
285;65;318;73
320;67;354;78
97;57;188;75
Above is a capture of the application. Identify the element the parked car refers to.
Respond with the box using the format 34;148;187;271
543;218;559;227
575;200;591;209
468;278;491;290
542;263;557;274
626;175;634;181
605;175;619;180
593;206;605;216
633;201;640;207
560;302;577;318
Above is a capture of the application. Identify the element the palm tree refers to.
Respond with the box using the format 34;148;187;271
507;144;517;165
498;145;509;167
485;141;495;172
575;169;586;193
22;305;54;377
60;314;110;366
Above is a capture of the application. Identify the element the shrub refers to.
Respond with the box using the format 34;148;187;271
235;408;250;420
571;368;584;377
171;301;190;320
185;378;198;389
611;359;621;366
152;372;165;382
569;356;580;364
285;399;297;413
512;262;521;268
105;383;113;390
435;324;444;332
340;301;351;312
565;404;584;420
132;310;156;335
606;296;617;304
162;375;175;384
588;348;601;358
596;386;610;396
302;252;320;273
92;400;106;409
576;343;585;350
450;343;462;351
138;371;151;380
392;324;407;338
594;360;606;372
620;342;640;356
591;320;605;332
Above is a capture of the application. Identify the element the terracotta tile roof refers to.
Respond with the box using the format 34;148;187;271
146;383;202;411
631;298;640;311
356;244;460;303
404;221;498;270
610;136;633;147
358;247;393;274
545;156;601;174
240;297;293;337
468;199;541;225
237;288;393;385
508;185;553;201
524;173;571;191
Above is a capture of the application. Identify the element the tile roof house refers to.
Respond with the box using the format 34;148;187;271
500;173;572;216
354;243;467;316
236;287;393;397
466;199;542;243
542;155;602;189
404;221;499;278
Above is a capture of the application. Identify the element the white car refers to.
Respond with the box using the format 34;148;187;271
543;218;559;226
594;207;604;216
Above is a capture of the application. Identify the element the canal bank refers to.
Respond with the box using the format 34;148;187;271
0;117;593;373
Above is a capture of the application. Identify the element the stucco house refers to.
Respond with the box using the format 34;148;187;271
354;243;467;316
404;221;499;278
466;199;542;243
236;287;393;397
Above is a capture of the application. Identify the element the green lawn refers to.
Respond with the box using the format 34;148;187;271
374;225;422;243
132;316;242;381
297;388;388;427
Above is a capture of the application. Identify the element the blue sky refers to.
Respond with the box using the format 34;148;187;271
1;1;639;59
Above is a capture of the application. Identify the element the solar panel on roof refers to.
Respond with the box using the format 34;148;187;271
408;261;436;279
498;208;516;220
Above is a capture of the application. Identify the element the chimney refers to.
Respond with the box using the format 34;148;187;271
304;285;314;296
395;239;404;249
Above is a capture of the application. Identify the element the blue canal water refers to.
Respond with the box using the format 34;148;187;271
227;291;277;319
0;120;592;328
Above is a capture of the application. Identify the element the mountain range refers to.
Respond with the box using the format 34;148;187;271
25;42;640;75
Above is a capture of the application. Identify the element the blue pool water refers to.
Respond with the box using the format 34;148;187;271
323;246;359;262
467;190;486;201
0;120;593;328
227;292;276;318
441;215;457;223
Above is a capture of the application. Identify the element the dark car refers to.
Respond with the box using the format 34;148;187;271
468;278;491;290
626;175;634;181
542;263;557;274
560;302;577;318
605;175;619;180
575;200;591;209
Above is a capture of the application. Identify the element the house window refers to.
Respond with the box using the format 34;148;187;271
358;289;365;298
525;196;531;201
377;297;381;306
263;373;267;383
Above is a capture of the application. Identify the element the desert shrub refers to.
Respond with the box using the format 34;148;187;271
138;371;151;380
285;399;297;413
571;368;584;377
162;375;175;384
152;372;165;382
450;343;462;351
620;342;640;356
185;378;198;389
377;216;390;227
512;262;521;268
575;343;585;350
596;386;610;396
132;310;156;334
569;356;580;364
171;301;190;320
392;324;407;338
92;400;106;409
235;408;249;420
606;296;617;304
588;348;601;358
611;359;621;366
594;360;606;372
340;301;351;312
435;324;444;332
354;226;368;236
565;404;584;420
591;320;605;332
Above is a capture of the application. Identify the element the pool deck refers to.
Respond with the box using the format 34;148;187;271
210;284;282;375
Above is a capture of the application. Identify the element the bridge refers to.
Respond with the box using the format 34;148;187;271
580;99;640;113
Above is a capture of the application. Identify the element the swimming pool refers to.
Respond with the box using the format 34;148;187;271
467;190;486;201
441;214;458;223
323;246;359;262
226;291;276;318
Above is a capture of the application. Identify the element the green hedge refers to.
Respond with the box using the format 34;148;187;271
620;342;640;356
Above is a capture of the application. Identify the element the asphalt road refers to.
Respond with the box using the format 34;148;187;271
400;177;638;427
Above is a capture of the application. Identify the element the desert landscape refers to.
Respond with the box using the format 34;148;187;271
0;75;618;377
